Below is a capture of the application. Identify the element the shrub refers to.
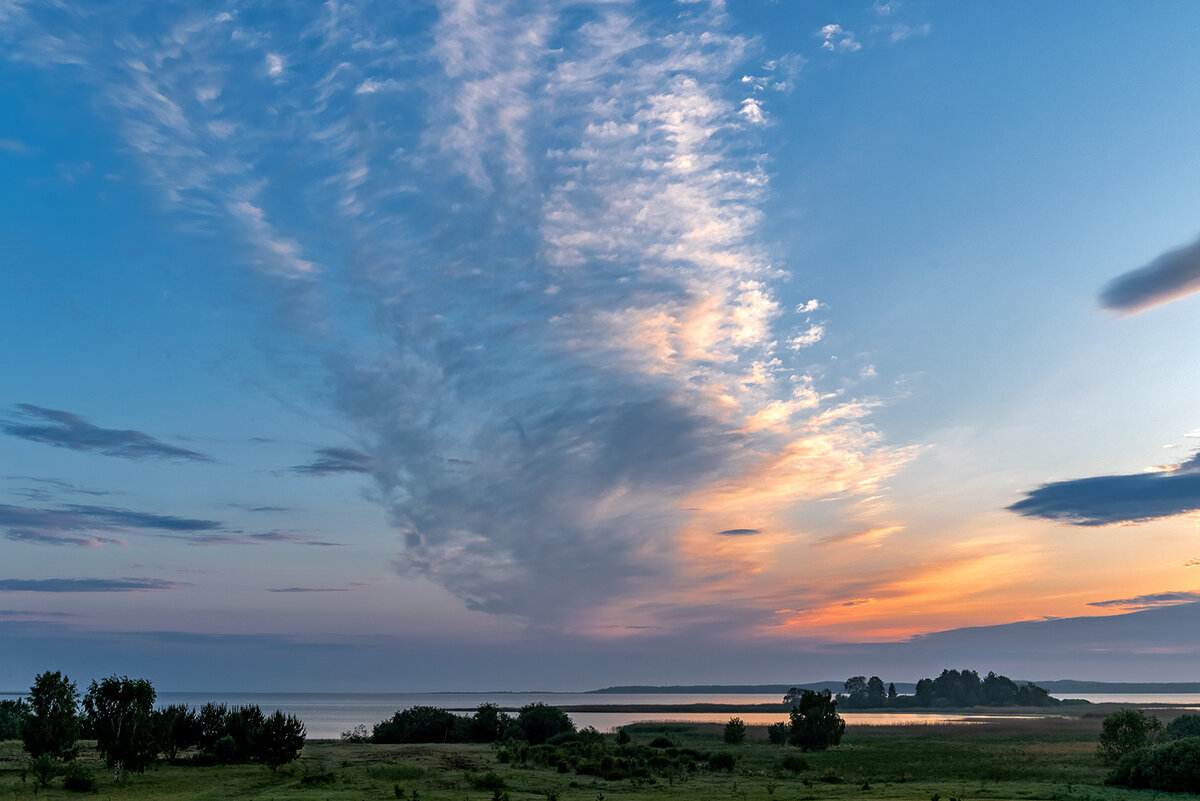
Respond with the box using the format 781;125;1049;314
61;762;96;793
648;736;673;748
767;722;788;745
616;728;631;744
1098;708;1163;764
778;753;809;773
470;770;507;790
707;752;737;772
516;703;575;745
1166;713;1200;741
723;717;746;745
29;753;60;788
1107;736;1200;793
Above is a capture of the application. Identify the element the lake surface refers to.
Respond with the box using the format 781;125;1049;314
5;690;1198;739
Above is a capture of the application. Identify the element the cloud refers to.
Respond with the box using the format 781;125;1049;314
817;24;861;53
1089;591;1200;611
2;404;212;462
0;502;220;547
1100;235;1200;313
182;531;339;547
0;138;32;153
0;1;912;633
0;578;182;592
717;528;760;536
1008;450;1200;526
266;587;347;592
291;446;376;475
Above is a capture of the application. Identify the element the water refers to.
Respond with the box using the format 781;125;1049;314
6;690;1198;739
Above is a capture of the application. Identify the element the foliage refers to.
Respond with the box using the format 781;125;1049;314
841;669;1061;709
0;698;28;741
22;670;80;760
778;752;809;773
29;753;60;788
257;710;306;771
1106;736;1200;793
707;752;737;772
788;689;845;751
722;717;746;745
1097;708;1163;764
616;727;631;744
197;702;229;751
153;703;201;760
61;760;96;792
373;705;459;744
1165;713;1200;740
767;721;788;744
517;702;576;745
83;675;159;781
465;703;512;743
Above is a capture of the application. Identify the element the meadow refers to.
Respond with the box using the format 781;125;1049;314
0;711;1187;801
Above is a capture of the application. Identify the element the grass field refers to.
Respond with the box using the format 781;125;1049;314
0;714;1186;801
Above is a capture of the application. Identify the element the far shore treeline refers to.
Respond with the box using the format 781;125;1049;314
828;668;1077;709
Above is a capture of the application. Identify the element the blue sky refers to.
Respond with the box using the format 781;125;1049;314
3;0;1200;691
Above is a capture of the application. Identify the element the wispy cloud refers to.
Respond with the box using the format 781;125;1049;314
1100;235;1200;313
0;1;913;633
1089;591;1200;611
0;137;32;153
266;586;347;592
182;531;339;547
0;502;218;547
291;446;376;475
2;404;212;462
1008;449;1200;526
0;578;182;592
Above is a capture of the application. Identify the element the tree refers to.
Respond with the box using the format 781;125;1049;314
866;676;887;707
787;689;845;751
465;703;510;743
723;717;746;745
22;670;80;760
152;704;200;760
257;710;306;771
0;698;27;740
1098;708;1163;764
373;705;459;744
197;702;229;752
516;703;574;745
887;683;897;704
1166;713;1200;741
83;675;158;782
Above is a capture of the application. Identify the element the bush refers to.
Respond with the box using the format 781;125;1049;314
723;717;746;745
648;736;673;748
778;753;809;773
29;753;60;788
767;722;788;744
1107;736;1200;793
707;752;737;772
1098;708;1163;764
516;703;574;745
61;762;95;793
0;699;28;741
470;770;507;790
1166;713;1200;740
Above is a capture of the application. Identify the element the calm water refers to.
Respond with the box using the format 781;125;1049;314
5;690;1197;739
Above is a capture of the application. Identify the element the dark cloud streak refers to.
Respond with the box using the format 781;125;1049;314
1100;235;1200;313
2;404;212;462
0;578;182;592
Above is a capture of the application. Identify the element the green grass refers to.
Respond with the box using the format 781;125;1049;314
0;718;1187;801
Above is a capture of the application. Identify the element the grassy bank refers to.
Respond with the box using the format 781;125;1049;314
0;716;1184;801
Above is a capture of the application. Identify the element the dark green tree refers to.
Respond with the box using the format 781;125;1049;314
82;675;158;782
723;717;746;745
887;682;897;704
152;704;200;760
0;698;28;740
373;706;459;744
256;710;306;771
196;702;229;752
1098;708;1163;764
1166;714;1200;740
516;702;574;745
22;670;80;760
787;689;845;751
866;676;887;707
465;703;510;743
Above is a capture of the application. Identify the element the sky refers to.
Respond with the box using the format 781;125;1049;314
2;0;1200;692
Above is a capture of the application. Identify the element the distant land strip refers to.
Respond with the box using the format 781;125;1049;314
587;681;1200;695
